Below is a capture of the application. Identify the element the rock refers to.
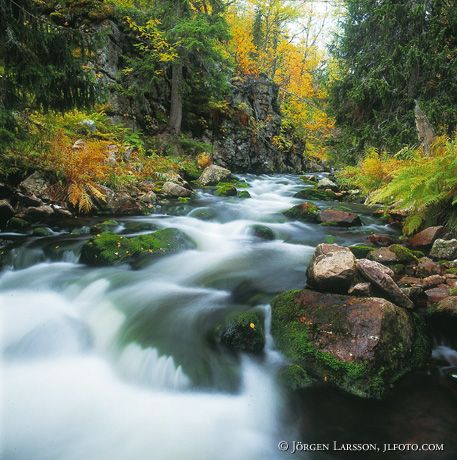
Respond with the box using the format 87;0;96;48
72;139;86;150
349;245;375;259
434;297;457;317
317;177;338;190
7;217;29;231
100;188;144;215
214;183;237;197
408;226;444;248
81;119;97;132
138;191;157;204
318;209;362;227
283;202;319;222
368;247;399;264
80;228;196;267
23;205;54;221
32;226;53;237
356;259;414;309
271;289;429;398
430;239;457;260
294;188;336;201
162;182;192;198
238;190;251;199
425;286;450;304
18;171;52;202
90;219;120;235
0;199;14;225
198;165;231;186
348;282;372;296
15;192;43;208
188;208;216;221
307;244;357;293
249;224;275;240
415;257;442;277
388;244;423;264
219;311;265;354
399;275;445;289
367;234;396;247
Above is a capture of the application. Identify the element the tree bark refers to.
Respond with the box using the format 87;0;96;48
414;100;435;156
168;61;183;134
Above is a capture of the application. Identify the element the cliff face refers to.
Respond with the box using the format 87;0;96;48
212;75;306;173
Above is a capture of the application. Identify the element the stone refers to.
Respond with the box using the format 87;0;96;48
249;224;275;240
434;297;457;317
349;244;375;259
348;282;372;296
356;259;414;309
318;209;362;227
23;205;54;221
425;286;450;304
367;234;396;247
0;199;14;225
81;119;97;132
430;239;457;260
238;190;251;199
138;191;157;204
294;188;336;201
162;182;192;198
317;177;338;190
99;187;144;215
6;217;29;231
198;165;232;186
368;247;399;264
283;202;319;222
271;289;429;398
408;226;444;248
18;171;52;202
415;257;442;277
219;311;265;354
307;244;357;293
80;228;196;267
214;183;237;197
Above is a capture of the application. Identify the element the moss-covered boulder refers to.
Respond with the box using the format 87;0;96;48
219;311;265;354
90;219;120;235
271;289;430;398
215;183;238;197
7;217;29;231
294;188;336;201
283;202;320;222
349;244;375;259
249;224;275;240
238;190;251;199
80;228;196;267
389;244;424;264
32;226;53;237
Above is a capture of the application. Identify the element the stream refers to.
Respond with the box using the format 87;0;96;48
1;174;456;460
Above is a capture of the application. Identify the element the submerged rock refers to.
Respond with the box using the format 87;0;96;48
219;311;265;354
283;202;319;222
307;244;357;293
80;228;196;267
198;165;231;186
271;289;429;398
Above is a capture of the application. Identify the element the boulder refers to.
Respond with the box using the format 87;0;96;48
307;244;357;293
356;259;414;309
249;224;275;240
80;228;196;267
162;182;192;198
100;188;144;215
294;188;336;201
283;202;319;222
198;165;231;186
430;239;457;260
367;234;396;247
399;275;445;289
318;209;362;227
22;205;54;221
214;183;237;197
367;247;399;264
219;311;265;354
271;289;429;398
425;286;450;304
415;257;442;277
348;282;372;296
238;190;251;199
408;226;444;248
317;177;338;190
434;296;457;317
349;244;375;259
0;199;14;225
138;191;157;204
18;171;52;202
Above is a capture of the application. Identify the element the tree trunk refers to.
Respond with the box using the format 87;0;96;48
414;100;435;156
168;62;183;134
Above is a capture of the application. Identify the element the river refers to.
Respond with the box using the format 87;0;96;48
1;174;456;459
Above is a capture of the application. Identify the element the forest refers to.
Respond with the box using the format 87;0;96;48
1;1;457;459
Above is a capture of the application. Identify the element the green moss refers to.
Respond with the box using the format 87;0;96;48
7;217;29;230
32;227;53;237
179;161;201;181
349;244;375;258
90;219;119;235
389;244;424;264
409;313;431;368
283;202;320;222
178;197;190;203
446;268;457;275
219;311;265;354
294;188;336;201
249;224;275;240
80;228;196;267
279;364;315;390
215;183;238;197
238;190;251;199
449;287;457;296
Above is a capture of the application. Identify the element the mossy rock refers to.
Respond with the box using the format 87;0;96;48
446;268;457;275
349;244;375;259
294;188;336;201
270;289;429;398
188;208;217;221
7;217;29;231
219;311;265;354
389;244;424;264
90;219;120;235
80;228;196;267
249;224;275;240
178;197;190;203
283;202;320;222
238;190;251;199
215;183;238;197
180;162;201;181
32;226;53;237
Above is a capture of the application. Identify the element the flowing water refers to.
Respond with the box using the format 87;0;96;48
1;174;456;460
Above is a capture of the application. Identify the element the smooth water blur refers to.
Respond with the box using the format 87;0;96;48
1;173;440;460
